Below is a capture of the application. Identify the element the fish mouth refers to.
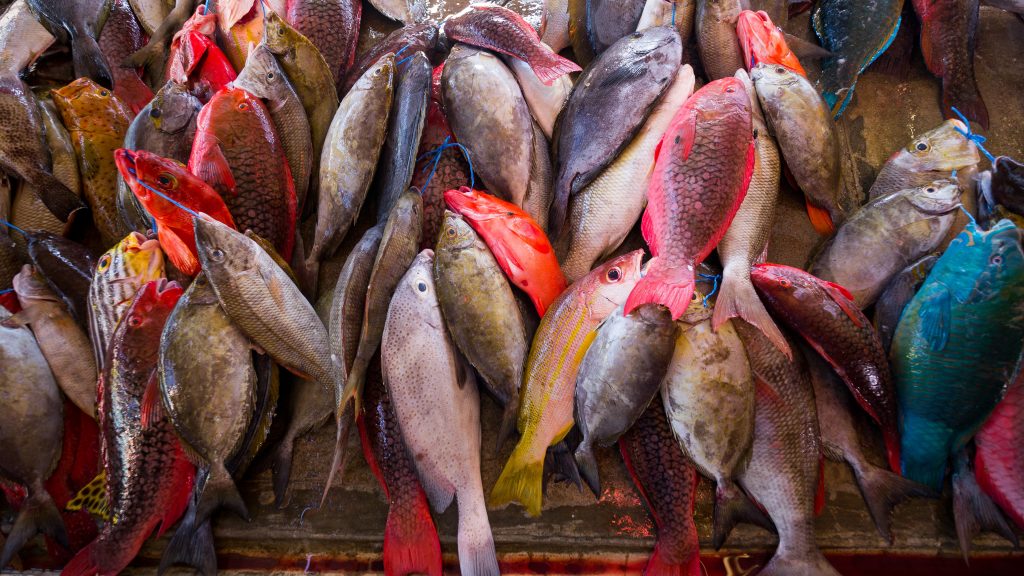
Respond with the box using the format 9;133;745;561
114;149;139;184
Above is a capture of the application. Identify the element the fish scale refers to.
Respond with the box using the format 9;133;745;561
286;0;361;92
976;370;1024;530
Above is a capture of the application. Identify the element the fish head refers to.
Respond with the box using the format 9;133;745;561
94;232;166;289
119;278;184;346
585;250;645;320
354;53;395;95
750;61;804;94
750;263;843;319
52;77;119;128
942;220;1024;302
624;26;682;80
12;264;60;305
193;216;258;276
702;77;752;116
904;179;962;214
437;210;480;253
737;10;805;75
117;149;226;225
901;119;981;173
234;44;287;99
149;81;201;135
261;11;297;55
399;249;437;304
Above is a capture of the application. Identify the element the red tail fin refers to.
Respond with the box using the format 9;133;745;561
529;54;581;86
383;494;443;576
805;199;836;235
643;541;700;576
884;430;902;475
623;258;693;320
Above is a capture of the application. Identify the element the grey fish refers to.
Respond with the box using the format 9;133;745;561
574;303;676;496
0;71;84;222
867;119;979;200
382;249;499;576
568;0;648;66
442;44;533;208
118;80;201;232
0;0;56;73
26;0;113;87
505;56;572;140
696;0;745;80
951;448;1020;559
550;26;681;236
873;254;938;353
810;180;961;308
522;120;553;233
159;273;255;524
375;51;430;220
0;305;66;568
235;44;314;213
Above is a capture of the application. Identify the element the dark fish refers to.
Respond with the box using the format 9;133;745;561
375;51;430;220
619;397;700;576
911;0;988;128
550;26;682;235
873;254;938;353
287;0;362;93
123;0;194;80
952;448;1019;559
342;22;438;94
568;0;647;66
24;231;96;327
27;0;113;87
992;156;1024;215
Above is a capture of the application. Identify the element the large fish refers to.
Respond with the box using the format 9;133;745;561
189;86;297;260
810;180;961;308
375;51;429;220
446;3;581;82
25;231;97;326
750;62;844;234
732;322;842;576
619;398;700;576
445;187;566;317
442;44;533;207
26;0;113;87
714;68;787;355
559;64;695;283
341;22;437;94
159;274;254;524
550;26;681;235
308;55;394;265
912;0;988;127
505;56;572;140
117;81;201;233
383;249;499;576
52;77;134;246
232;45;313;213
63;280;195;576
0;0;55;73
10;265;97;419
87;231;165;371
567;0;647;66
0;305;66;568
574;304;676;496
0;72;83;223
752;263;902;474
489;250;643;517
695;0;746;80
624;77;754;320
893;219;1024;489
286;0;361;92
359;353;442;576
868;119;980;200
97;0;153;114
116;149;237;276
813;0;905;117
975;370;1024;530
434;210;528;449
873;255;939;353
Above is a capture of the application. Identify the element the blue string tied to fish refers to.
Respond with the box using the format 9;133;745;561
696;272;721;308
950;106;996;165
417;136;477;192
0;218;27;238
125;167;202;223
0;288;14;296
671;0;677;27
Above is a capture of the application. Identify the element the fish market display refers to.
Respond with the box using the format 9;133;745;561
97;0;152;114
568;0;647;66
375;51;429;220
286;0;361;93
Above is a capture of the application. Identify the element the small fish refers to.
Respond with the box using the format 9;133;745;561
752;263;902;474
98;0;153;114
0;0;55;73
975;369;1024;531
893;219;1024;489
445;187;566;317
868;119;980;201
625;77;754;320
285;0;362;92
574;304;676;496
26;0;113;87
912;0;988;127
0;305;67;569
736;9;806;75
567;0;648;66
342;22;438;94
446;3;581;83
873;254;939;353
382;250;499;576
619;398;701;576
375;51;430;220
489;250;643;517
696;0;746;80
116;148;237;276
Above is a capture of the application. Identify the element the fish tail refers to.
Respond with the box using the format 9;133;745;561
268;435;296;508
623;258;693;320
941;73;990;130
712;479;773;550
573;440;601;498
804;198;836;235
488;440;545;517
952;450;1019;561
456;486;500;576
713;271;792;359
851;457;936;544
61;542;99;576
546;439;582;490
195;463;249;524
123;37;167;72
70;31;113;89
320;405;354;508
496;400;519;452
0;488;68;568
530;53;582;86
644;540;701;576
383;492;443;576
158;510;217;576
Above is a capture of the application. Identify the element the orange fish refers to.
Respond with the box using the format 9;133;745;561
444;187;566;316
736;10;806;77
114;149;236;276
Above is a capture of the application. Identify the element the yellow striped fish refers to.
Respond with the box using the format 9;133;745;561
489;250;645;516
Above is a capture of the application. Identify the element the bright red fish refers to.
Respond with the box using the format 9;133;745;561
62;280;194;576
625;77;754;320
166;5;237;99
975;370;1024;530
115;149;237;276
445;187;567;316
736;10;807;76
97;0;154;114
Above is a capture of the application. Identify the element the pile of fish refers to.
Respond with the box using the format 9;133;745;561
1;0;1023;574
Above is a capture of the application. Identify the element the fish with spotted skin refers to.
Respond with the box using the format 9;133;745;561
98;0;153;114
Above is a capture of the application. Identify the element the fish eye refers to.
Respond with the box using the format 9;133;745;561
775;66;786;74
915;141;929;152
157;173;177;188
238;102;249;111
779;279;791;288
128;315;142;327
926;187;936;193
417;281;427;293
992;254;1003;265
210;248;225;262
446;227;456;237
97;254;112;272
149;107;162;119
725;86;736;93
266;71;275;80
691;293;698;301
606;267;622;282
99;89;110;97
506;211;514;216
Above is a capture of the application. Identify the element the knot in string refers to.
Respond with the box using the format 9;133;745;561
950;106;996;165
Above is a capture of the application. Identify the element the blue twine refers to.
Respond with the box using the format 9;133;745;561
125;168;203;220
696;272;721;308
950;106;996;165
395;43;412;59
416;137;476;191
0;288;14;296
958;203;977;227
0;219;26;237
671;0;676;27
258;0;266;18
396;54;414;67
204;0;213;15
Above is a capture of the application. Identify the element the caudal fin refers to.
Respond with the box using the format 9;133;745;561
713;271;791;359
489;442;545;517
758;547;841;576
456;489;500;576
530;53;582;86
942;74;989;130
195;463;249;524
852;459;936;543
0;489;68;568
496;400;519;452
159;508;217;576
805;198;836;235
268;435;296;508
573;441;601;498
320;406;354;508
383;494;443;576
644;540;701;576
952;450;1019;562
712;479;774;550
624;259;694;320
70;32;113;89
